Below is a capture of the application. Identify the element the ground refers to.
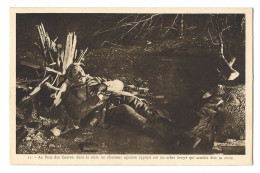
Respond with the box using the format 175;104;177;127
16;41;246;154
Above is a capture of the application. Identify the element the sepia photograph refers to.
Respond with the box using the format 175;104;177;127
10;8;253;165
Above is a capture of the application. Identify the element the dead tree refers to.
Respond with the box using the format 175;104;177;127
19;23;88;108
208;15;240;81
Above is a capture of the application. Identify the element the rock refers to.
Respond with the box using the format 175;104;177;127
79;142;98;152
25;136;31;141
49;144;55;148
50;126;61;137
26;141;33;148
32;131;45;144
26;127;35;135
34;135;44;143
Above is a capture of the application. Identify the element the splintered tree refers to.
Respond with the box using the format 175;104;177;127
20;23;88;108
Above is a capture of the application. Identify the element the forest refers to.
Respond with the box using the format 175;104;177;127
16;13;246;154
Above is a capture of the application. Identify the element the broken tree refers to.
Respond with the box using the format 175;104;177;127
19;23;88;108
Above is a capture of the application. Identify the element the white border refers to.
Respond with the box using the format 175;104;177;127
1;0;260;172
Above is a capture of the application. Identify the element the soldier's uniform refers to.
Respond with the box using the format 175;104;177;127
63;77;176;139
62;64;200;148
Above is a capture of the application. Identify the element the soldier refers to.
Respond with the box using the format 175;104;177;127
62;63;200;149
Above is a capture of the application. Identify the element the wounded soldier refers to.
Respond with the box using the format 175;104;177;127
61;63;201;149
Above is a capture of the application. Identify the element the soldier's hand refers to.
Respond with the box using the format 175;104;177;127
98;94;110;100
96;83;107;92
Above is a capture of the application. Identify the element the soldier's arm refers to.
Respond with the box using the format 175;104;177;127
66;93;103;119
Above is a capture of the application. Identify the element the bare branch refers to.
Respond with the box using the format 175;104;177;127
208;28;219;45
162;14;179;37
221;26;232;33
93;14;160;37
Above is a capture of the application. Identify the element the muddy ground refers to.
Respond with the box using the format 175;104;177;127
16;41;246;155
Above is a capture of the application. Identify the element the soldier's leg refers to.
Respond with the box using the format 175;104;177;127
123;96;172;123
106;104;164;139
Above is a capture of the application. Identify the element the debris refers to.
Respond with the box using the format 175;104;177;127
74;137;84;142
16;110;25;120
25;127;35;135
147;41;152;45
228;94;240;106
26;141;33;148
131;91;140;96
213;139;245;154
49;144;56;148
138;87;149;93
82;132;92;135
25;136;32;141
202;92;212;99
152;95;165;99
217;84;225;95
39;116;53;127
34;135;45;144
222;146;244;154
50;126;61;137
